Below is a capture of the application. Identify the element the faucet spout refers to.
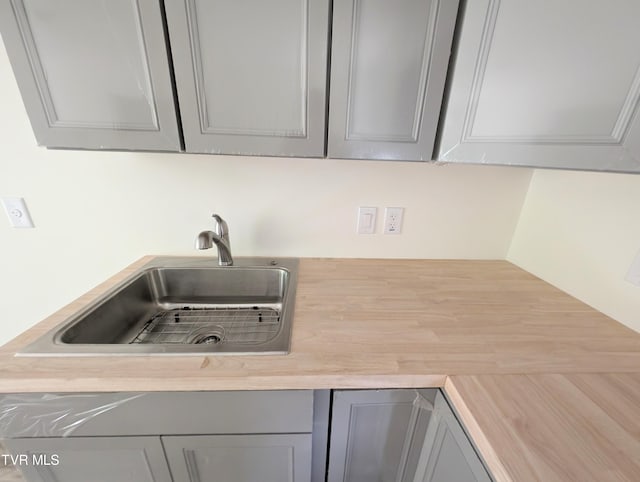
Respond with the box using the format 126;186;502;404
195;214;233;266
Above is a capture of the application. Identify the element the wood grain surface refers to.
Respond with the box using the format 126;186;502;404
0;257;638;392
446;373;640;482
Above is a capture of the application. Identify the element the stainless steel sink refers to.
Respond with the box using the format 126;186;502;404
18;257;298;356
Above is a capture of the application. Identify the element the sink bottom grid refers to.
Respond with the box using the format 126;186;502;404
129;305;281;345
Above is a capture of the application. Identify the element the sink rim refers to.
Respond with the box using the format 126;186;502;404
17;256;299;357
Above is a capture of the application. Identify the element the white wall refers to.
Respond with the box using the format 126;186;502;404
508;169;640;333
0;42;533;345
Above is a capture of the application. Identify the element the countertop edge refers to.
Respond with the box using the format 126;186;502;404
0;374;448;394
444;376;512;482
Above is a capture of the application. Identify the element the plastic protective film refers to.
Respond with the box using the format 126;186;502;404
0;393;144;438
412;390;434;412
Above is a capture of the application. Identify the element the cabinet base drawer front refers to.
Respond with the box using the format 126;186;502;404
162;433;312;482
0;390;314;437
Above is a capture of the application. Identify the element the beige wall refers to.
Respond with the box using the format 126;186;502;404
0;42;533;344
508;169;640;333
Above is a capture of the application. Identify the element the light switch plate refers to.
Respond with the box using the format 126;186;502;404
357;207;377;234
1;197;34;228
625;250;640;287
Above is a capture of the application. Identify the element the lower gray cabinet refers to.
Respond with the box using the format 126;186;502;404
413;391;491;482
2;389;490;482
0;390;321;482
5;436;173;482
162;434;312;482
327;389;491;482
327;389;435;482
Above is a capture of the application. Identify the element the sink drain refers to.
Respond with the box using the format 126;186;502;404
187;326;225;345
194;334;221;345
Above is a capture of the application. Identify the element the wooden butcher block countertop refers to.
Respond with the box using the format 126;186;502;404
1;257;639;480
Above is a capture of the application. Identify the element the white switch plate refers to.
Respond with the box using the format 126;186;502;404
625;250;640;287
1;197;35;228
384;207;404;235
357;207;377;234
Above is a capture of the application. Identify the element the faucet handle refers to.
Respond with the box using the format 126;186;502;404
211;214;230;241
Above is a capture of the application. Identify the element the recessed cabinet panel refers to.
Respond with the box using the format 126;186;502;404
20;0;156;130
166;0;329;156
162;434;312;482
193;0;306;137
437;0;640;172
327;389;435;482
347;0;434;141
328;0;459;160
0;0;181;151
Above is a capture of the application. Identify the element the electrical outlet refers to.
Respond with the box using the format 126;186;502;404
1;197;34;228
357;207;377;234
383;207;404;235
625;250;640;287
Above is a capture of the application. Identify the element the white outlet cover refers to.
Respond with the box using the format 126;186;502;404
1;197;35;228
384;207;404;235
625;250;640;287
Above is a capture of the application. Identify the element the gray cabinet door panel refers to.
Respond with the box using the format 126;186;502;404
165;0;329;156
163;433;312;482
327;389;436;482
328;0;459;161
413;391;491;482
5;436;172;482
437;0;640;172
0;0;181;151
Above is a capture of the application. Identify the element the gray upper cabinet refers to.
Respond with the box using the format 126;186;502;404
164;0;329;157
0;0;181;151
437;0;640;173
327;0;460;161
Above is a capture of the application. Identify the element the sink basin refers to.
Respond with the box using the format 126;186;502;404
19;257;298;356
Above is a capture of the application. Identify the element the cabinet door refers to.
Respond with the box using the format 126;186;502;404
413;391;491;482
162;433;312;482
164;0;329;157
437;0;640;172
327;0;459;161
5;436;172;482
327;389;436;482
0;0;181;151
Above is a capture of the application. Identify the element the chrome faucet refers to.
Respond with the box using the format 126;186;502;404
195;214;233;266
